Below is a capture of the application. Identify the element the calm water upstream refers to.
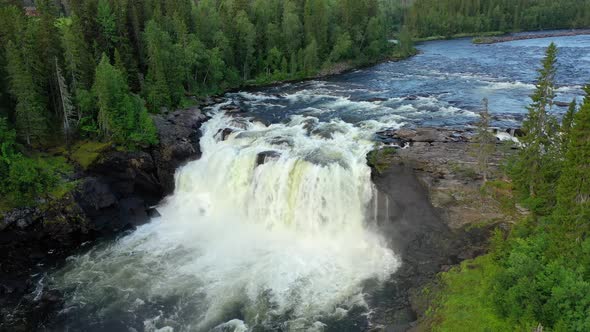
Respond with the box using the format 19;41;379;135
47;35;590;332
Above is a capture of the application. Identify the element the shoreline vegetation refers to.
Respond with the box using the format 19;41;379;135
417;43;590;331
473;29;590;44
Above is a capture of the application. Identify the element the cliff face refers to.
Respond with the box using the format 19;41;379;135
367;128;521;330
0;107;208;330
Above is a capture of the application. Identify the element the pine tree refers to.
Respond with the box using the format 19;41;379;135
5;40;47;146
512;42;560;210
97;0;118;56
303;38;319;74
235;10;256;81
556;86;590;228
57;15;95;91
93;54;156;147
560;98;577;151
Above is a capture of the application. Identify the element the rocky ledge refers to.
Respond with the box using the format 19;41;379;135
367;127;522;331
0;107;208;330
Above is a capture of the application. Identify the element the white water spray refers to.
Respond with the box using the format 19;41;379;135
51;112;400;331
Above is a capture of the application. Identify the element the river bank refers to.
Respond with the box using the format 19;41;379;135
473;29;590;44
367;127;521;330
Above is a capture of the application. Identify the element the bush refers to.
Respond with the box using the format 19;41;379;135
0;117;61;207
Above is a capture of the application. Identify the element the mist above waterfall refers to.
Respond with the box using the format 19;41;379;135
50;112;399;331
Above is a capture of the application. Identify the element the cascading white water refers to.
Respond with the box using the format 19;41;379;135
51;112;400;331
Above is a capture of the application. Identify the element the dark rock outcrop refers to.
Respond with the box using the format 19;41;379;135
256;151;281;166
152;107;209;195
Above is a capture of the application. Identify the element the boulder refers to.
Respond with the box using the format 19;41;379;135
256;151;281;166
554;101;571;107
217;128;235;141
413;128;447;143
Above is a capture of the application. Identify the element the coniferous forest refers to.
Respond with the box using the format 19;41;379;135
0;0;401;207
407;0;590;38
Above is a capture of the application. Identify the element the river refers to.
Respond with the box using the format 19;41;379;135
47;35;590;332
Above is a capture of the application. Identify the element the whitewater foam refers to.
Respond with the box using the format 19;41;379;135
50;112;400;331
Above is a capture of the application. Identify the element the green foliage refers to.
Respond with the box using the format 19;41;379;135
393;26;417;59
510;43;560;214
0;117;61;207
5;37;47;146
93;54;157;148
428;47;590;332
71;140;111;170
407;0;590;38
555;86;590;229
367;147;397;174
429;255;516;332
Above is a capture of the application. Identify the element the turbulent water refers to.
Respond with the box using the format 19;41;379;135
50;113;400;331
49;35;590;331
225;34;590;128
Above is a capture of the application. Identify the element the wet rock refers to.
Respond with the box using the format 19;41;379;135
367;97;388;102
76;178;116;211
147;208;161;218
90;150;160;203
256;151;281;166
554;101;570;107
152;107;208;195
1;208;41;231
229;118;250;130
405;95;419;101
269;136;294;147
217;128;235;141
220;101;243;113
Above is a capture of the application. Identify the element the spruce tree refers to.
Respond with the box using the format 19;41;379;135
5;40;47;146
556;86;590;228
560;98;577;150
93;54;156;148
512;43;560;211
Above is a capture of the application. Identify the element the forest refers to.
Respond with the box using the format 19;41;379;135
428;44;590;332
407;0;590;38
0;0;401;207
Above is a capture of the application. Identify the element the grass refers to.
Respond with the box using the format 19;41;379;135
425;255;515;332
415;31;505;43
70;141;112;170
481;180;519;217
448;161;480;181
367;147;397;174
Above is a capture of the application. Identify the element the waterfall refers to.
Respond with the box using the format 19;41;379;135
50;112;400;331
